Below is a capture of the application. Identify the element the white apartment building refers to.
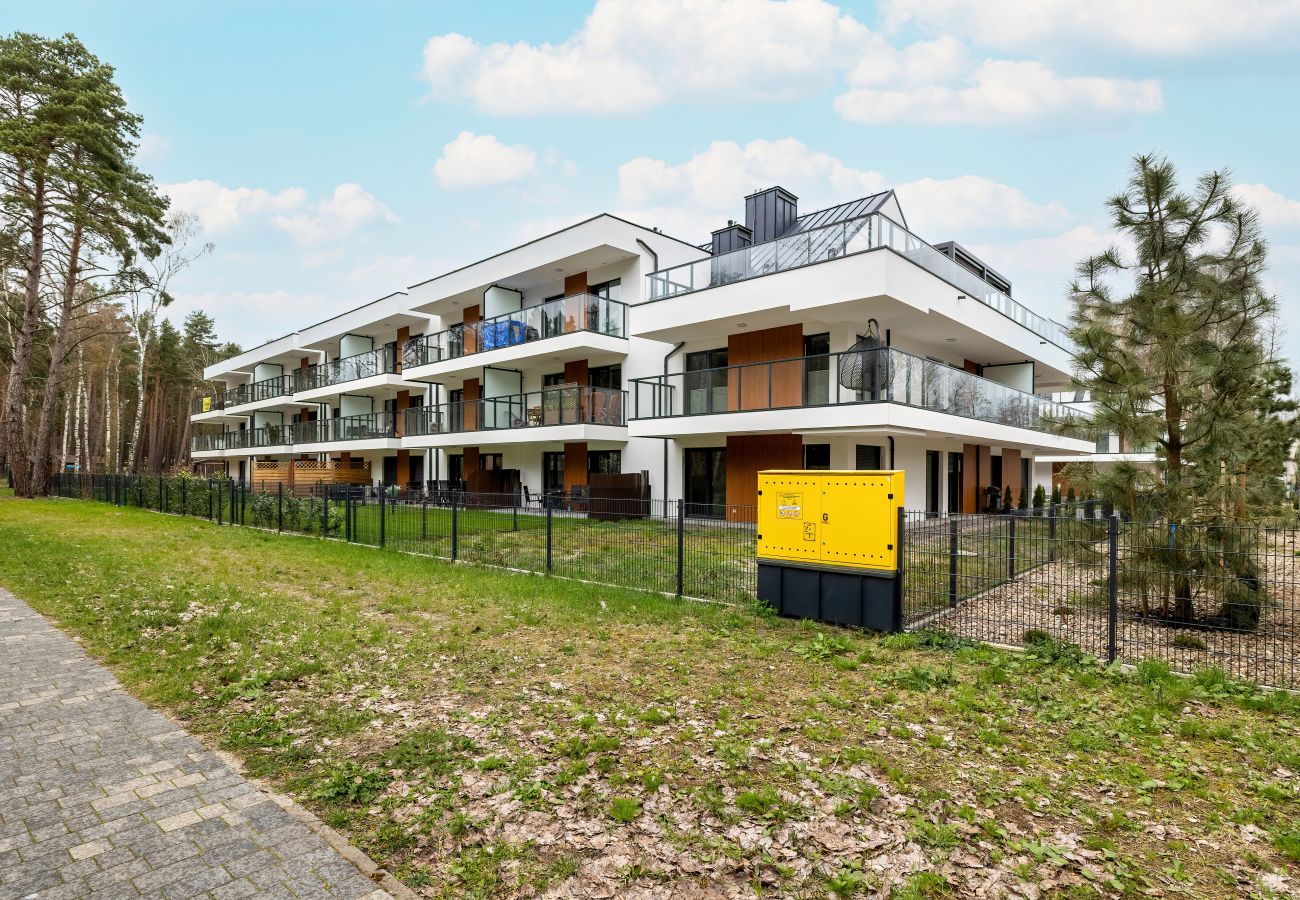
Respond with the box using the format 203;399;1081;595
191;186;1096;520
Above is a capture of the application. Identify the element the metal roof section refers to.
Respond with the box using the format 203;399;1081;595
786;190;897;235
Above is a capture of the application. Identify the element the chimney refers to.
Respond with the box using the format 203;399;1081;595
744;186;798;243
711;222;753;256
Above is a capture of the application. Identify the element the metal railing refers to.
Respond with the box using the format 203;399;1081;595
403;294;627;370
629;347;1075;432
404;386;627;437
642;212;1072;350
293;345;396;393
291;410;397;444
191;375;292;414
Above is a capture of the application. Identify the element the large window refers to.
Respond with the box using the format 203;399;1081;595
803;443;831;470
685;447;726;517
588;450;621;474
803;333;830;405
685;349;728;415
542;451;564;495
855;444;881;470
589;364;621;390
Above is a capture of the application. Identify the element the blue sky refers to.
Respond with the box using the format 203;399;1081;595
11;0;1300;364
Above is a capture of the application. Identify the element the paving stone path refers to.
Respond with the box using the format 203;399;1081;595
0;587;392;899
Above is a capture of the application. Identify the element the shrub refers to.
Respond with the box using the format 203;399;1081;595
608;797;641;823
1033;484;1047;509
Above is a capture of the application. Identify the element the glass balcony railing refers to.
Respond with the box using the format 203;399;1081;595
190;432;228;451
293;346;396;394
643;212;1072;350
403;294;627;370
629;347;1075;433
404;386;627;437
291;411;397;444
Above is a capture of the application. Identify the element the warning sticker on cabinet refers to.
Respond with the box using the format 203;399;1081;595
803;522;817;541
776;493;802;518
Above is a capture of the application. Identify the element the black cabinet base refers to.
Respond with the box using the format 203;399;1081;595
757;561;901;632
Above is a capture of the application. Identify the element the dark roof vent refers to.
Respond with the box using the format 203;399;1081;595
933;240;1012;297
744;186;798;243
711;222;753;256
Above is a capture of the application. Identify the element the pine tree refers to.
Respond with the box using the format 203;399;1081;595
1060;154;1297;627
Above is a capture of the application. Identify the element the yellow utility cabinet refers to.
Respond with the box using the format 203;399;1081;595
756;470;905;632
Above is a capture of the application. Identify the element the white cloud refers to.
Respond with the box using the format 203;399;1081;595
271;183;398;246
616;138;1068;241
835;59;1161;125
895;176;1070;234
1233;183;1300;227
422;0;876;115
160;180;306;232
881;0;1300;56
420;0;1164;125
433;132;538;189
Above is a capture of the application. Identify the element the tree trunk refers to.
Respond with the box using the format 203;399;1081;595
3;171;47;497
126;328;149;473
31;224;83;496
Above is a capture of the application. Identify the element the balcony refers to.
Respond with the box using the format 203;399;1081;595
642;212;1071;350
403;386;626;438
293;346;396;394
629;347;1080;439
291;411;397;444
402;294;626;371
191;375;293;415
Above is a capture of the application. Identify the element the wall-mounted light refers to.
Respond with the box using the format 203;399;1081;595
945;338;957;343
736;322;748;328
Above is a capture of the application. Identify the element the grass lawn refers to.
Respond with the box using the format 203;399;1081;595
1;496;1297;899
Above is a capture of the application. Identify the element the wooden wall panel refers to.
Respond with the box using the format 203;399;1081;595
727;325;803;411
725;434;802;522
463;304;481;354
564;441;588;494
564;272;589;296
961;443;978;514
563;359;589;385
463;446;480;476
463;378;480;432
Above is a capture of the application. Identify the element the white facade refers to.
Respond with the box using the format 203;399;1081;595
192;193;1097;517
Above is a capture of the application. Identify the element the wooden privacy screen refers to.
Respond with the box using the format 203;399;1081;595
250;458;371;490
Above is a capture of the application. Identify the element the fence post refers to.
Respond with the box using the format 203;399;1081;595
421;499;427;542
277;482;283;532
512;497;518;532
1107;514;1118;664
344;489;352;542
240;483;246;525
894;506;906;631
948;517;959;608
207;480;213;520
321;491;328;535
1007;514;1016;581
1048;503;1057;562
379;485;386;548
181;478;187;516
676;499;685;596
451;491;459;561
545;502;552;571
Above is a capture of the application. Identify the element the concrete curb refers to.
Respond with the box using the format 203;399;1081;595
213;749;418;900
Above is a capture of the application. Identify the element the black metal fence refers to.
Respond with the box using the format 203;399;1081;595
905;509;1299;690
51;474;758;605
48;474;1299;689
